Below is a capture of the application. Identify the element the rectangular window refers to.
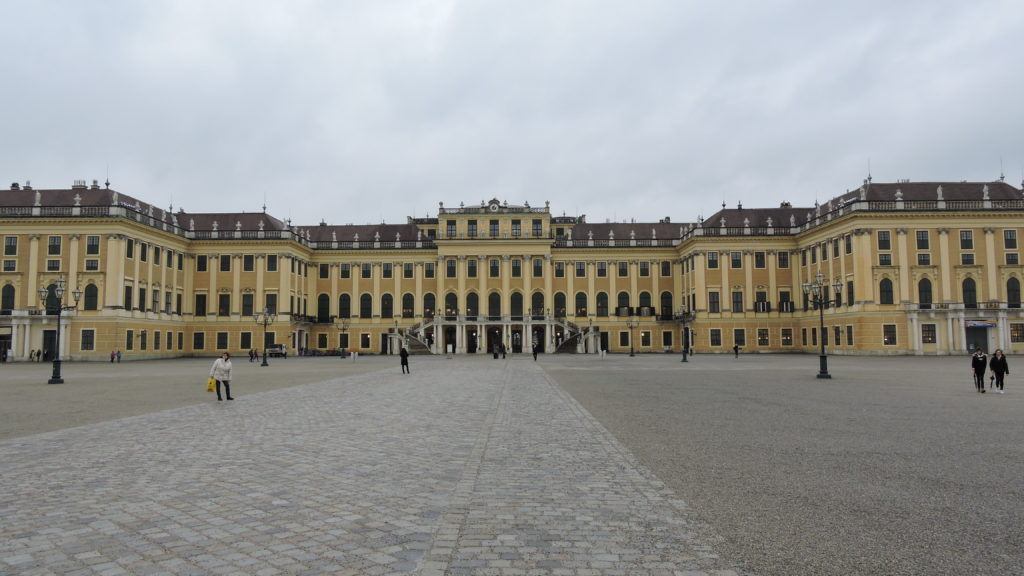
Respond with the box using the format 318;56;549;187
921;324;937;344
446;259;456;278
731;291;743;312
877;230;891;250
125;329;134;351
846;325;853;346
489;259;500;278
361;263;371;279
960;230;973;250
266;254;278;272
218;294;230;316
86;235;100;255
917;253;931;266
576;262;586;278
177;253;183;270
757;328;769;346
404;263;414;279
879;253;892;266
811;248;816;264
3;260;15;272
317;333;328;349
265;293;277;314
1010;323;1024;343
555;262;565;278
730;252;742;269
619;331;630;347
710;328;722;347
597;262;607;277
193;332;205;350
424;262;435;278
467;220;477;237
46;259;60;272
165;292;172;313
707;252;719;269
618;261;629;277
844;235;852;254
916;230;930;250
197;255;208;272
194;293;207;316
138;288;146;312
733;329;746;347
242;254;254;272
446;220;456;237
125;238;135;259
153;330;161;351
81;329;95;351
662;330;673;347
883;324;897;345
4;236;17;256
140;243;149;262
708;291;720;313
467;259;477;278
153;247;161;266
961;253;975;265
489;220;499;237
1005;230;1018;249
802;328;807;346
777;251;789;268
242;294;254;316
833;240;840;258
319;263;329;279
754;252;766;268
512;220;521;237
533;219;543;237
219;255;230;272
639;262;650;277
821;243;828;261
781;328;793;346
215;332;228;350
48;235;61;255
512;259;522;277
382;263;393;279
801;250;807;266
661;261;671;277
1007;253;1020;265
240;332;252;350
533;259;543;278
341;263;351;278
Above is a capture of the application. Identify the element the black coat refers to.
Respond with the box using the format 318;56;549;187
989;355;1009;375
971;354;988;374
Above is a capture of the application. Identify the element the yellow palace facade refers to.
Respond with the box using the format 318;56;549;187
1;178;1022;361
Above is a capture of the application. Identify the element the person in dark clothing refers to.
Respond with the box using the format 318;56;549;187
971;349;988;392
532;342;539;361
399;347;410;374
500;342;506;359
733;344;739;358
989;349;1009;393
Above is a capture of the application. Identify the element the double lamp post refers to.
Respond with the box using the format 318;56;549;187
38;277;82;384
802;272;843;379
254;306;276;366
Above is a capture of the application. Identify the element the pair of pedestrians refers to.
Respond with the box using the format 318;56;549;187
971;349;1010;393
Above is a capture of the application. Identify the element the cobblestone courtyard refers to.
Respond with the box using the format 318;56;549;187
1;353;1022;575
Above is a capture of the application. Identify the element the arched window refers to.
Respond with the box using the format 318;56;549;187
487;293;501;319
661;291;674;318
617;291;630;315
1;284;14;311
44;284;59;314
1008;277;1021;309
879;278;894;305
444;293;458;316
83;284;99;311
466;292;479;318
510;292;524;318
423;293;436;318
575;292;588;317
963;278;977;308
339;294;351;318
554;292;567;318
402;293;414;318
381;294;394;318
317;294;330;322
918;278;933;310
531;292;544;317
359;293;373;317
597;292;609;316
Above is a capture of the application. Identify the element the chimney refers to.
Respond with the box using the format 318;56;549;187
10;182;19;190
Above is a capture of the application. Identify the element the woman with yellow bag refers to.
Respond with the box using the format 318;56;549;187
209;352;234;401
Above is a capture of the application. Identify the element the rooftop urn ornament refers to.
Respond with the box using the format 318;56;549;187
567;229;572;240
983;184;990;200
331;231;337;242
417;230;422;241
630;229;636;239
790;214;796;227
860;186;867;200
212;220;219;231
148;205;153;216
73;193;81;206
720;217;726;228
258;220;265;231
937;185;944;200
34;191;41;206
652;228;657;239
895;188;903;200
766;217;773;227
588;230;593;240
396;232;401;242
189;218;195;231
111;191;118;205
374;231;380;241
743;217;750;228
609;229;615;239
236;220;242;231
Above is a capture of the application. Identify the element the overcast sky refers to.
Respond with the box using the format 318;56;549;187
3;0;1022;227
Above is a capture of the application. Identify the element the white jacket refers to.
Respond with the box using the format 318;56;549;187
210;358;232;381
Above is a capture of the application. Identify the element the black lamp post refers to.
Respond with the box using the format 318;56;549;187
38;277;82;384
674;305;693;362
337;318;349;356
802;272;843;379
254;306;276;366
625;315;638;357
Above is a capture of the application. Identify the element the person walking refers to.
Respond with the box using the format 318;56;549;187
971;349;988;393
110;350;116;363
399;347;410;374
116;349;121;363
989;349;1009;393
532;342;540;361
210;352;234;401
733;344;739;358
500;342;506;359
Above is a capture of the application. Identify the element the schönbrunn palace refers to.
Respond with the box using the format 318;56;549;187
1;177;1022;360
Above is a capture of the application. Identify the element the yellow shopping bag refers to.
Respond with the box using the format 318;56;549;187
206;377;216;392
